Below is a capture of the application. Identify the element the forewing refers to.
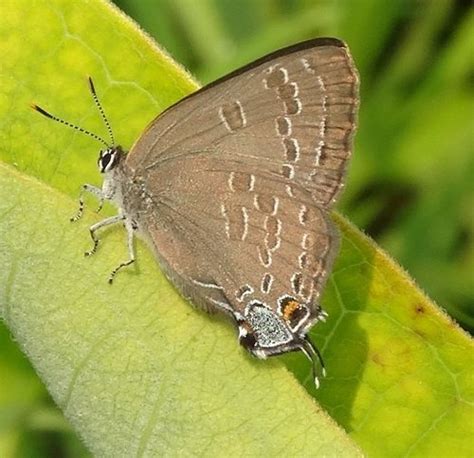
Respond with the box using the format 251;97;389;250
127;38;359;209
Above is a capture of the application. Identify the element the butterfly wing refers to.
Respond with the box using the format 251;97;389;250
127;38;358;209
136;154;340;318
124;38;358;348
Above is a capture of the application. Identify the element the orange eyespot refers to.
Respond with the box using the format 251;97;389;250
282;299;301;321
278;296;310;331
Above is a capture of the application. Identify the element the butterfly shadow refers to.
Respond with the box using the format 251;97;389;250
281;225;373;432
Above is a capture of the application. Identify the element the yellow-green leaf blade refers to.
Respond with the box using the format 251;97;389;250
316;216;474;457
0;163;361;456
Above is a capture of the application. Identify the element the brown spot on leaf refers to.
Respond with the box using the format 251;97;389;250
371;353;386;367
415;304;425;314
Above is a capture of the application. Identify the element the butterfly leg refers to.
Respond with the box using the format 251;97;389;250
108;219;137;284
70;184;105;222
84;214;125;257
300;336;326;389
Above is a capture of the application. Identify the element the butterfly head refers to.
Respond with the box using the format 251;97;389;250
98;146;124;173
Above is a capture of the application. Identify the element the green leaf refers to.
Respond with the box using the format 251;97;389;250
0;0;472;456
0;162;362;456
295;215;474;457
1;0;361;455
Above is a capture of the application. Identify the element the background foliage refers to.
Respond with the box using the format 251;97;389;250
0;0;472;456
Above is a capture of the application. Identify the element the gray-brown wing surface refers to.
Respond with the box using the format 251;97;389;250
125;38;358;319
127;38;358;209
139;154;340;321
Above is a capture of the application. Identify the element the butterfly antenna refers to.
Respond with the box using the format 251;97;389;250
88;76;115;145
31;104;110;148
301;336;326;389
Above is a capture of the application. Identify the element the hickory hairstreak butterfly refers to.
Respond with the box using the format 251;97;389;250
33;38;359;386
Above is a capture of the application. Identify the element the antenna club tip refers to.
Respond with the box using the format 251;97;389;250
31;104;52;118
88;76;96;92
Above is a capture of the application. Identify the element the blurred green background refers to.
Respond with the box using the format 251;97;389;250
2;0;472;456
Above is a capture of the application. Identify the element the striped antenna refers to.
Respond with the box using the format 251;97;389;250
88;76;115;145
31;104;110;148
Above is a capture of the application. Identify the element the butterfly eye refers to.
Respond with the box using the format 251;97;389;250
98;149;117;173
102;152;111;169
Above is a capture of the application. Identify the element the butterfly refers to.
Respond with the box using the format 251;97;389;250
33;37;359;387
